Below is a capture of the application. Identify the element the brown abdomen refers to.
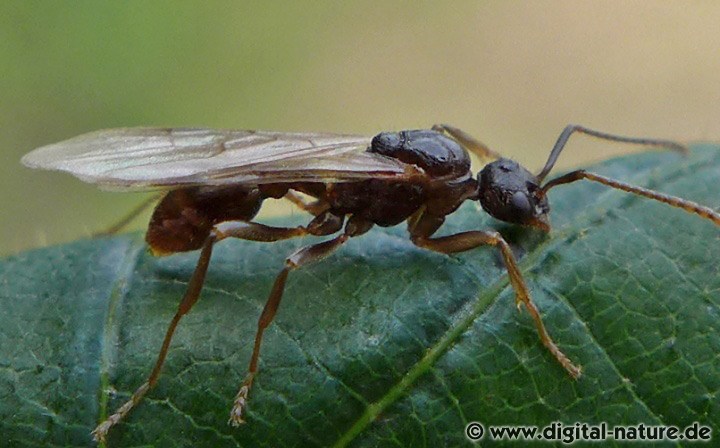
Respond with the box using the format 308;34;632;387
146;185;263;255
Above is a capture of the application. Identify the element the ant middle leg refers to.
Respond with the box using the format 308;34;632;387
542;170;720;226
228;216;373;425
284;191;330;216
412;230;582;379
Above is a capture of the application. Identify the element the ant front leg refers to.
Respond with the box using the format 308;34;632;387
91;220;322;443
412;225;582;379
432;123;501;163
543;170;720;226
229;215;372;425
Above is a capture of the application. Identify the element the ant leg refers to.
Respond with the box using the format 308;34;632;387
284;191;330;216
543;170;720;226
215;221;308;241
92;233;217;442
228;236;348;425
432;123;501;162
413;230;582;379
91;220;325;442
537;124;688;182
215;210;344;242
229;217;371;425
92;193;163;237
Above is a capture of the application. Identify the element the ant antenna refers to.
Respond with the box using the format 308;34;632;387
536;125;688;182
539;125;719;226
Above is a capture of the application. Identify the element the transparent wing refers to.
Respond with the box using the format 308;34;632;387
21;128;418;191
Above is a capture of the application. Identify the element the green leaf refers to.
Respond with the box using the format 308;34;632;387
2;146;719;447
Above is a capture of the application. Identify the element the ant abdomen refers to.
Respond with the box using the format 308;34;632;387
146;186;263;255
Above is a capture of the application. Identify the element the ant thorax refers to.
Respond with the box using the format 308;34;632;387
369;129;471;177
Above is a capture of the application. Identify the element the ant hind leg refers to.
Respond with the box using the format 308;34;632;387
93;193;163;237
92;233;217;442
91;220;317;442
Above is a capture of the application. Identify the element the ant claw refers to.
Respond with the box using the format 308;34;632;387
228;377;253;426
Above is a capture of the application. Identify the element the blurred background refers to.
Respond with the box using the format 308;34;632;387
2;1;720;256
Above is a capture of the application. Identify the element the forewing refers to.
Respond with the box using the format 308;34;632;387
21;128;415;191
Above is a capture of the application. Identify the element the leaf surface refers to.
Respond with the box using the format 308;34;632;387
2;146;719;447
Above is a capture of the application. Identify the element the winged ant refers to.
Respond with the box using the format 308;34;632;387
21;123;720;442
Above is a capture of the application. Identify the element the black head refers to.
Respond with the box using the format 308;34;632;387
476;158;550;231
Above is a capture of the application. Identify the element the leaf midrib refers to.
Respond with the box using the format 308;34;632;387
96;235;145;448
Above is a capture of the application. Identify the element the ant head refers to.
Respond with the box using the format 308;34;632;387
476;158;550;232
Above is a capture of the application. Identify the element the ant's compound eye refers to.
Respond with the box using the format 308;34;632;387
510;191;533;218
